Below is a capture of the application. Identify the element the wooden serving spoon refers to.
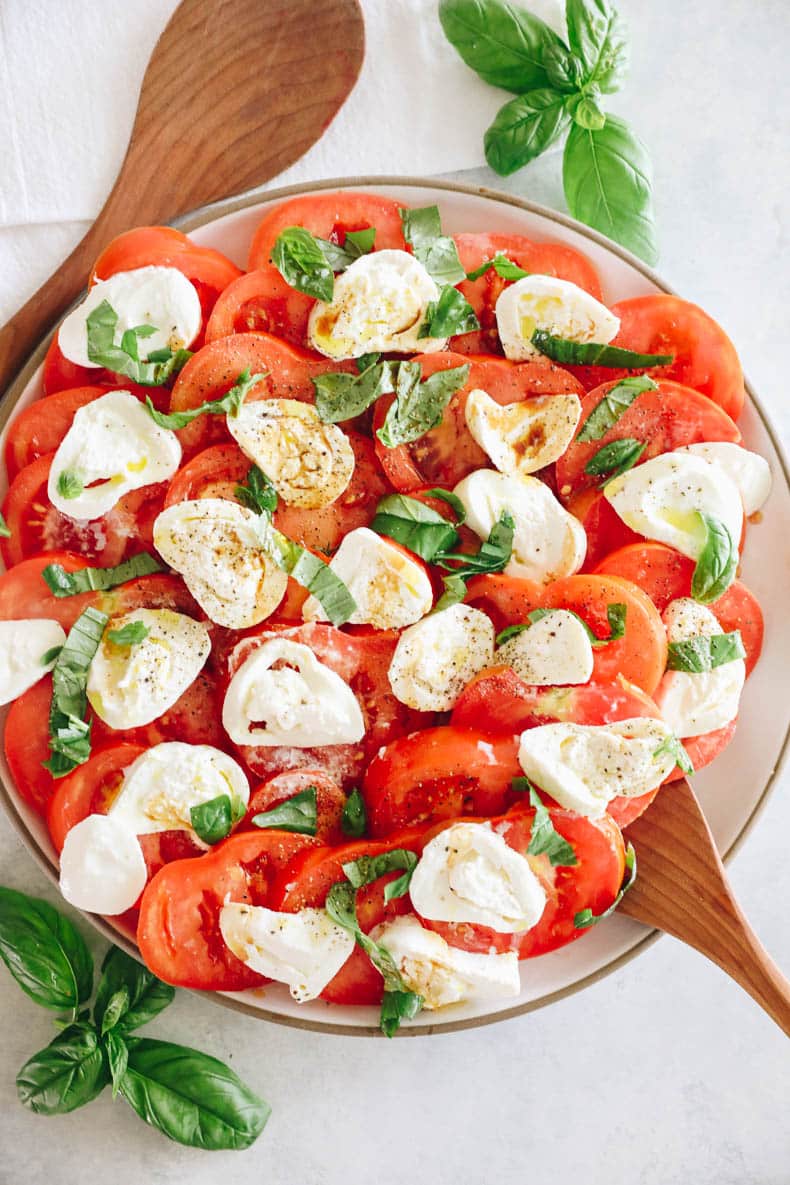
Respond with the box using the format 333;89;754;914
620;778;790;1035
0;0;365;392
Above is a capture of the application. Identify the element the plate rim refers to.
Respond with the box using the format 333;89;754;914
1;173;788;1038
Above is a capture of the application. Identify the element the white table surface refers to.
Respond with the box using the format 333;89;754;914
1;2;789;1182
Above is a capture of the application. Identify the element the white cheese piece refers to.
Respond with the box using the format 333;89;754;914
0;619;66;705
410;821;546;933
654;598;745;738
307;249;446;360
227;398;355;509
86;609;211;730
603;452;743;560
58;265;201;369
302;526;433;629
495;610;594;686
677;442;771;516
465;388;581;477
372;915;520;1010
495;275;620;362
59;813;148;916
222;636;365;747
153;498;288;628
388;604;494;711
517;717;676;818
48;390;182;520
219;902;354;1002
453;470;586;584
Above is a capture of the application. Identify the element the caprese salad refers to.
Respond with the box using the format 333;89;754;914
0;193;770;1035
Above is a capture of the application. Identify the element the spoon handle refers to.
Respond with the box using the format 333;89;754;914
620;778;790;1036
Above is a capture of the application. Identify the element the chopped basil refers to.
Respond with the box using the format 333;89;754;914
511;775;533;793
434;511;515;610
145;367;265;430
465;253;530;282
379;989;424;1039
85;301;192;386
526;786;578;867
56;471;83;500
43;606;108;777
190;794;246;845
418;285;480;338
377;362;470;449
270;226;336;302
234;465;278;516
107;621;149;647
341;788;367;838
424;487;467;523
667;630;746;673
652;733;694;775
251;787;317;836
574;842;636;928
585;437;646;482
399;205;466;286
371;494;460;562
576;374;658;441
0;511;10;538
261;525;356;626
312;358;395;423
516;602;627;649
40;645;63;666
691;513;738;604
41;552;163;598
319;226;376;271
357;352;380;373
531;329;673;368
341;848;418;903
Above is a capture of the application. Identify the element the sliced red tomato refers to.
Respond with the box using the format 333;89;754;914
594;542;764;676
47;742;146;851
136;830;319;989
40;338;170;397
564;295;745;421
0;551;100;629
420;806;625;957
667;719;738;783
91;667;227;753
465;572;668;695
244;769;348;845
556;380;742;502
247;192;407;270
205;266;315;350
372;350;584;491
450;232;605;355
567;486;643;570
4;677;57;815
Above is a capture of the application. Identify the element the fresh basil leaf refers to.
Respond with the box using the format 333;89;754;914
377;362;470;449
342;849;418;902
98;987;130;1037
526;786;578;866
466;254;530;282
524;603;626;649
262;525;356;625
433;572;469;613
667;630;746;673
438;0;567;92
563;116;658;265
107;621;149;647
41;645;63;666
56;470;83;500
341;788;367;838
576;374;657;441
44;606;108;777
234;464;278;515
312;359;395;423
399;205;466;286
41;551;163;598
17;1023;108;1115
86;301;192;386
418;285;480;338
371;494;460;562
511;775;533;793
145;366;265;430
566;0;628;93
485;88;570;176
434;511;514;610
319;226;376;271
532;329;671;368
424;487;467;524
93;946;174;1036
542;39;585;92
566;89;606;131
574;841;636;928
357;352;380;373
496;623;528;645
0;886;93;1011
585;437;646;481
652;733;694;775
380;989;424;1038
0;510;10;538
691;514;738;604
271;225;335;302
252;786;317;836
118;1037;270;1150
344;226;376;255
105;1029;129;1098
190;794;244;845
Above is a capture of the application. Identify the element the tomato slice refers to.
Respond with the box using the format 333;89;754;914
450;232;605;356
244;769;348;845
247;192;407;270
0;551;101;629
47;743;146;851
555;379;742;502
566;486;643;570
564;295;745;421
205;266;315;350
372;350;584;491
465;572;668;695
40;339;169;397
4;677;57;815
136;830;318;990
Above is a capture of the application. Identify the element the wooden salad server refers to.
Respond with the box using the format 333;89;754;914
0;0;365;392
620;777;790;1036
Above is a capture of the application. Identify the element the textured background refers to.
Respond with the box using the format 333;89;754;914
1;2;789;1182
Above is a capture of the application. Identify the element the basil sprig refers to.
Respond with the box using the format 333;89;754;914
466;254;530;281
270;224;375;302
235;464;278;515
341;788;367;838
44;606;108;777
399;205;466;286
434;512;515;610
0;893;270;1148
667;630;746;674
652;733;694;775
531;329;673;368
190;793;247;845
691;514;738;604
497;602;626;648
377;361;470;448
439;0;658;263
525;786;578;867
85;301;192;386
107;621;149;647
577;375;657;441
145;366;265;430
585;437;646;482
252;786;318;836
41;551;162;599
574;841;636;928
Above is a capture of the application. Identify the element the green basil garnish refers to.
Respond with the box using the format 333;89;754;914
652;733;694;775
434;511;515;611
399;205;466;286
17;1023;109;1115
85;300;192;386
485;88;570;175
341;788;367;838
0;511;10;538
319;226;376;271
41;551;163;598
418;285;479;338
312;358;395;423
342;848;418;904
270;226;336;302
497;603;627;649
466;253;530;281
0;887;93;1011
93;947;175;1038
234;464;279;515
145;366;265;430
525;786;578;867
252;786;318;836
190;793;247;845
43;606;108;777
262;525;356;626
56;471;83;500
531;329;673;368
667;630;746;674
691;514;738;604
371;494;460;562
574;841;636;928
576;374;657;441
585;437;646;482
106;621;149;647
377;361;470;449
41;645;63;666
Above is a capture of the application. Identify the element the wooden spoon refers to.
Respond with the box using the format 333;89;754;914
620;778;790;1036
0;0;364;392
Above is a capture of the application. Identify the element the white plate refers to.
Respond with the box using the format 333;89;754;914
1;177;789;1036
